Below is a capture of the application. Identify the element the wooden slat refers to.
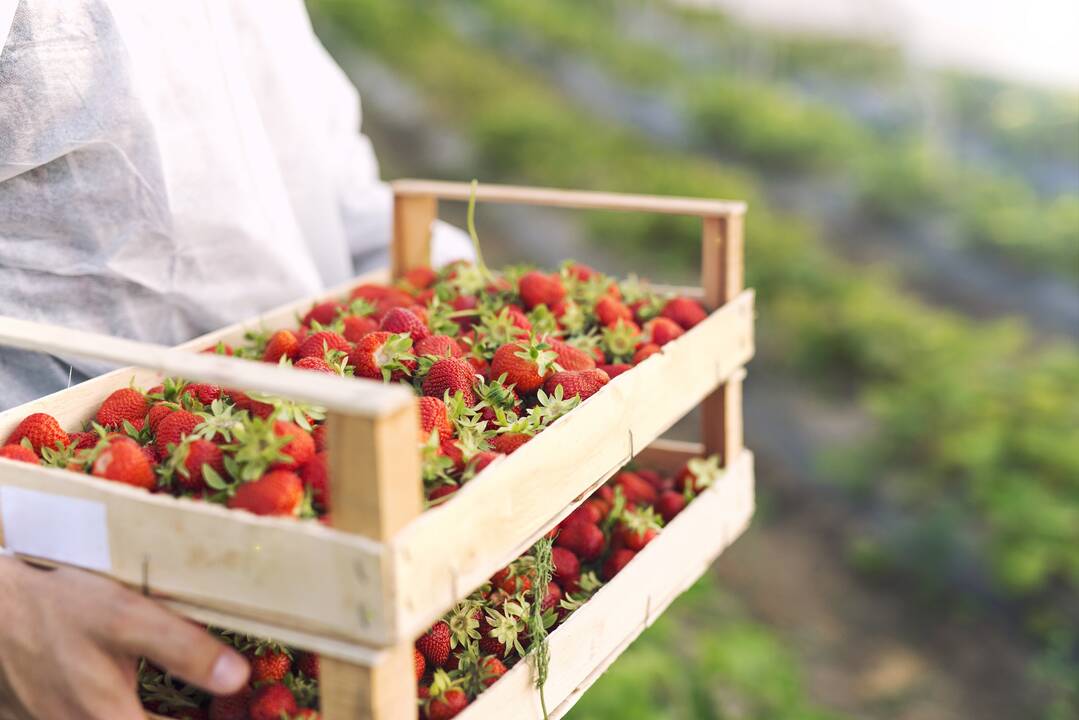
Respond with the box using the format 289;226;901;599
392;194;438;279
455;450;755;720
391;179;746;217
635;438;704;475
391;291;754;638
0;459;390;642
0;317;412;419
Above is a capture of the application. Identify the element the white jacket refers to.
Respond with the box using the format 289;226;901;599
0;0;470;409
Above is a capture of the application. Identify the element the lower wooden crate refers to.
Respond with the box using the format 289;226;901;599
148;443;754;720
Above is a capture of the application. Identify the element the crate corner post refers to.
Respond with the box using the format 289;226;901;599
392;185;438;280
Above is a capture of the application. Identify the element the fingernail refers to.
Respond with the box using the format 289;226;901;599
209;650;249;692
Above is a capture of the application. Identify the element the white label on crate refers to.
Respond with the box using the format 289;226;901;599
0;487;111;572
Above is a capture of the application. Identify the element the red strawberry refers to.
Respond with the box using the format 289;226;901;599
565;262;595;281
518;270;566;309
614;471;658;506
551;547;581;588
349;331;415;381
414;647;427;680
350;283;413;308
226;390;275;419
619;509;662;551
402;266;438;291
416;621;452;667
296;651;319;678
422;358;477;405
603;548;637;580
451;294;479;329
249;648;291;683
272;421;315;470
469;450;501;474
380;307;430;344
95;388;148;429
263;329;300;362
555;521;604;561
342;315;379;343
543;369;609;401
548;338;596;372
632;343;661;364
294;356;337;374
595;296;633;327
489;432;531;455
6;413;68;455
297;331;350;360
427;688;469;720
657;490;687;522
427;484;458;504
146;404;174;433
490;341;557;394
416;334;464;359
69;430;100;450
154;410;200;457
301;300;343;327
481;655;507;687
542;581;563;612
644;317;685;346
248;683;297;720
92;437;155;489
228;470;304;516
0;444;39;463
418;396;453;442
564;503;602;526
299;453;330;510
598;363;632;379
661;296;707;329
181;383;222;405
179;439;224;491
208;688;251;720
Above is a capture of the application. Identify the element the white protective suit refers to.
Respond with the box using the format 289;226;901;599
0;0;471;410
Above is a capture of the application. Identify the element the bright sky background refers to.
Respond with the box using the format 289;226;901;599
676;0;1079;89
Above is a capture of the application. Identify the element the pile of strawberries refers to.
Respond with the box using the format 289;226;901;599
133;456;722;718
0;260;707;515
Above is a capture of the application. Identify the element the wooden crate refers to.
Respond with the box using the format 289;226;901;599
0;181;754;719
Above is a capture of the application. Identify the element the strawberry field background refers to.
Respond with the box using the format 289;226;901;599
307;2;1078;719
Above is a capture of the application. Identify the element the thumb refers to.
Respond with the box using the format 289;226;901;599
95;592;249;695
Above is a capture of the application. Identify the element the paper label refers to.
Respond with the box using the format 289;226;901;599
0;487;111;572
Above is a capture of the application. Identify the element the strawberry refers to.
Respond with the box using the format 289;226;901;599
299;453;330;510
598;362;632;378
0;444;38;463
543;369;610;401
564;503;602;527
92;437;155;489
349;331;415;382
342;315;379;343
427;484;458;504
178;438;224;491
294;356;338;374
657;490;687;523
418;396;453;442
248;683;297;720
380;307;430;344
272;421;315;470
416;334;464;359
450;294;479;329
263;329;300;362
228;470;304;516
208;688;250;720
414;647;427;680
295;651;319;679
69;430;100;450
551;547;581;588
661;296;707;329
555;521;604;561
249;647;291;683
595;295;633;327
548;338;596;371
181;383;222;405
490;340;558;394
632;343;661;364
619;507;663;550
469;450;501;474
402;266;438;292
480;655;507;687
154;409;200;457
95;388;148;429
6;413;68;455
518;270;566;310
296;331;350;360
644;317;685;346
565;262;595;281
422;358;477;405
675;456;722;494
146;404;174;433
614;471;658;506
301;300;342;327
489;432;531;455
602;548;637;580
427;688;469;720
416;621;452;667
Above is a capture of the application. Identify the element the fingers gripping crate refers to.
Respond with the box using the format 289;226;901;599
0;181;755;719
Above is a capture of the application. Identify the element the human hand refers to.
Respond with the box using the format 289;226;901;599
0;556;249;719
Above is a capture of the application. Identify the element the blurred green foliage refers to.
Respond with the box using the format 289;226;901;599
310;0;1078;715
